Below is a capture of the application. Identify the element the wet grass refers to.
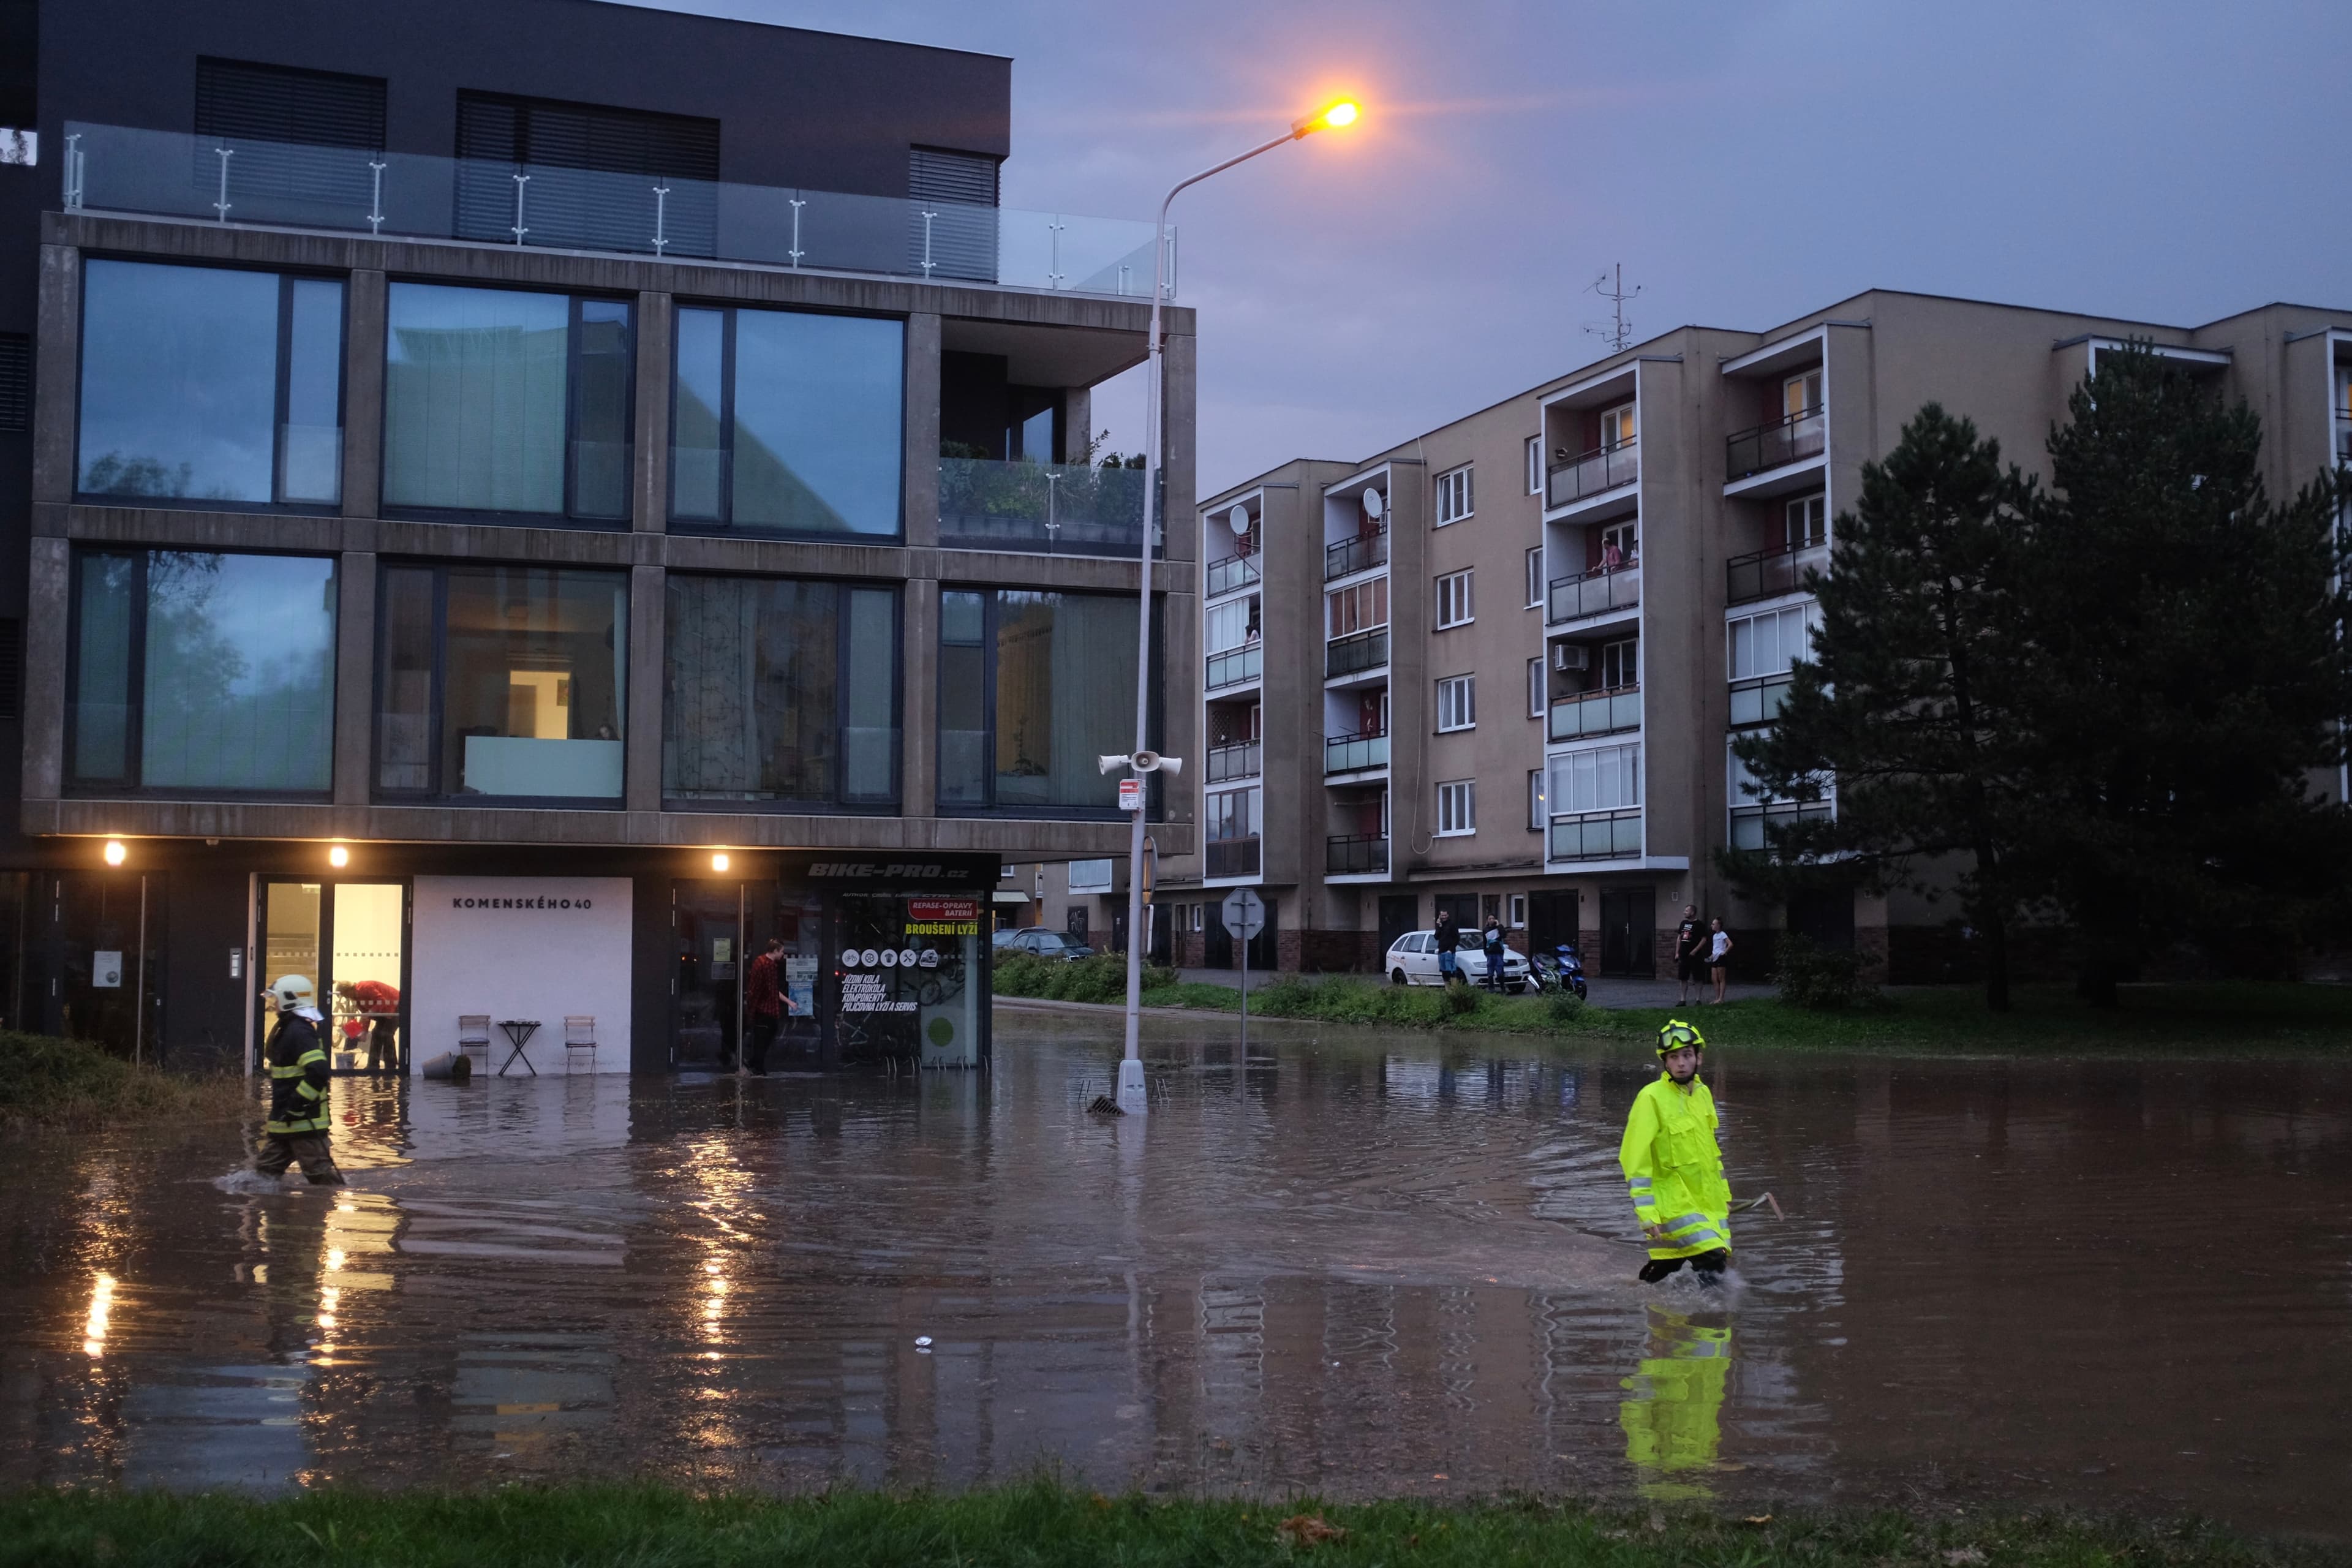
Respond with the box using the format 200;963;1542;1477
0;1030;251;1130
6;1483;2346;1568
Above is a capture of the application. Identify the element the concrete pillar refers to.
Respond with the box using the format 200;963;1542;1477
1158;328;1197;563
899;576;938;818
340;271;386;519
903;312;940;549
31;244;80;504
625;563;666;813
331;552;377;809
18;538;67;802
633;291;672;533
1060;384;1092;464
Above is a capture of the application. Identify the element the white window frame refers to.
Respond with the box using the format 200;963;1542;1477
1528;657;1545;718
1205;595;1257;654
1525;435;1541;495
1526;768;1545;831
1435;569;1474;629
1436;674;1476;733
1525;546;1543;608
1434;464;1474;526
1784;492;1826;549
1436;778;1475;837
1599;401;1636;450
1509;892;1528;928
1600;636;1637;691
1727;602;1822;682
1067;858;1115;894
1783;369;1823;420
1547;741;1642;815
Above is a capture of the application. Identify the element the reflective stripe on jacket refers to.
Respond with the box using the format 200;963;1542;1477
1618;1072;1731;1260
264;1013;331;1136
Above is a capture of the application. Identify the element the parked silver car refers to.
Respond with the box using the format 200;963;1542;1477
1384;929;1530;991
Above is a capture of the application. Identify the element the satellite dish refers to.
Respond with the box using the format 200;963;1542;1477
1227;503;1251;535
1363;489;1385;521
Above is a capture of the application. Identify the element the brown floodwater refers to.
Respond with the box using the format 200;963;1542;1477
2;1010;2347;1532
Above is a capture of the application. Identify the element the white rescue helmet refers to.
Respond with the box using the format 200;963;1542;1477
271;974;316;1010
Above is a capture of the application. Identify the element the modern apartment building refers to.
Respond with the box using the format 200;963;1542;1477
1184;290;2352;981
0;0;1197;1073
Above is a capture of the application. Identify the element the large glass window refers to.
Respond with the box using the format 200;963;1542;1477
77;260;344;508
938;588;1154;813
663;576;899;807
670;304;905;538
69;551;336;793
382;284;632;521
374;564;627;801
1548;741;1642;815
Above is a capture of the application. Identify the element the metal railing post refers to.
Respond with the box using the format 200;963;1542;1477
212;146;233;222
510;171;530;244
652;183;669;254
919;209;937;276
368;159;386;233
788;197;805;266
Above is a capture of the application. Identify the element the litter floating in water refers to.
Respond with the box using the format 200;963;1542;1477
914;1335;932;1347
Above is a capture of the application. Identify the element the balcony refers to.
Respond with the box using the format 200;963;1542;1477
1206;552;1261;597
1728;673;1794;728
1206;836;1261;880
1549;807;1643;862
1725;540;1830;605
2337;414;2351;464
1548;685;1640;744
1324;731;1389;774
1207;739;1262;784
1325;530;1389;581
1546;439;1638;509
1730;799;1833;851
1725;406;1826;482
1327;834;1389;876
1547;564;1640;625
1206;644;1263;692
1326;627;1389;679
939;459;1158;558
60;120;1167;296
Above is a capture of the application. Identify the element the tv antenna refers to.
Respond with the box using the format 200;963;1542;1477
1585;263;1641;353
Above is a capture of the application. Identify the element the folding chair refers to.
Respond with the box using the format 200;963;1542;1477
458;1014;491;1074
563;1015;597;1072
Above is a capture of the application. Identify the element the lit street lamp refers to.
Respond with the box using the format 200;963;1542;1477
1114;97;1362;1115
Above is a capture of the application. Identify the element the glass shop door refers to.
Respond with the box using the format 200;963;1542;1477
254;878;410;1074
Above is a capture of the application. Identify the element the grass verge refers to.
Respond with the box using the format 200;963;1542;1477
3;1483;2340;1568
0;1030;250;1129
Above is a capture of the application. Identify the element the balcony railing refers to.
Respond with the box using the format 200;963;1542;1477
1206;836;1261;880
1206;644;1263;692
1547;564;1640;624
2337;415;2351;463
1207;739;1262;784
1206;552;1261;597
1548;807;1643;862
1725;540;1830;605
940;459;1158;557
1324;730;1390;774
1546;438;1638;509
1728;673;1795;728
1548;685;1640;744
59;120;1170;296
1327;834;1389;876
1325;627;1389;679
1730;799;1833;851
1325;529;1389;581
1725;405;1826;481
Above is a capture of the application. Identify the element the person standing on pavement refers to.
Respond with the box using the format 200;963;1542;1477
1482;914;1507;992
1618;1019;1730;1285
1434;908;1461;986
1673;905;1705;1005
1708;919;1733;1005
255;976;344;1185
745;935;784;1076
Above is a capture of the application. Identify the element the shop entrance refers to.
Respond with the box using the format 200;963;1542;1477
254;879;409;1074
671;881;827;1072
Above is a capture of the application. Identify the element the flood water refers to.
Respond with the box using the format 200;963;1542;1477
2;1011;2348;1533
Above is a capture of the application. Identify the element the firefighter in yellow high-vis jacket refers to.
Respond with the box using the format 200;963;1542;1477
255;975;344;1185
1618;1018;1729;1284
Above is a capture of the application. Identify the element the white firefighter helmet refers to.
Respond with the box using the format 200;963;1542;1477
271;974;316;1011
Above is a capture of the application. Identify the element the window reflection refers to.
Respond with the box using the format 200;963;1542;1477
937;587;1148;813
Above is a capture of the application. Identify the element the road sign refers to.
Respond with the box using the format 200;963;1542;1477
1219;888;1266;941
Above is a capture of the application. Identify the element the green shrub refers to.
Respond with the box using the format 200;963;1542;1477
1775;933;1875;1010
1441;981;1483;1018
0;1030;248;1128
1545;989;1585;1027
992;949;1172;1005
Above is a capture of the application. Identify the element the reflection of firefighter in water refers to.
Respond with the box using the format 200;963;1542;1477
1619;1303;1733;1498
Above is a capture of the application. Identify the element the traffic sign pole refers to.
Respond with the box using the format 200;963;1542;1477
1219;888;1267;1059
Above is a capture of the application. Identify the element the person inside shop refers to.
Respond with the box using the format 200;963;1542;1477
744;935;785;1076
334;979;403;1074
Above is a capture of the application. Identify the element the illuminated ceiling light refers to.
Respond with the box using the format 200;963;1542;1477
710;851;730;873
328;844;350;869
102;840;127;867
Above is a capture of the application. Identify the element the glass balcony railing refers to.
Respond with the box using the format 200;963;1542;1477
60;120;1171;296
1725;405;1826;481
1725;540;1830;605
1327;834;1388;876
1206;837;1261;880
1206;644;1262;691
1206;552;1261;597
1546;438;1637;509
1325;627;1389;679
2336;415;2351;464
1324;731;1389;774
938;458;1156;557
1728;673;1795;728
1548;807;1643;862
1207;739;1262;784
1547;563;1640;624
1730;799;1833;851
1325;530;1388;581
1548;685;1640;744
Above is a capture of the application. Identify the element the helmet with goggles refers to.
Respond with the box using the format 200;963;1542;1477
1656;1018;1706;1057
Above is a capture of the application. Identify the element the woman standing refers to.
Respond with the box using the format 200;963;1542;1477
1708;918;1733;1004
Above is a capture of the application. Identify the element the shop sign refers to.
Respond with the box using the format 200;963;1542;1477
774;852;1000;889
840;972;918;1014
907;896;981;936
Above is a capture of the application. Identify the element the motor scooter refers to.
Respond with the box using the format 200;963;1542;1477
1542;942;1588;1001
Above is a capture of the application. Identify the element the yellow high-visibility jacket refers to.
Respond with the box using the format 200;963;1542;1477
1620;1305;1733;1496
1618;1072;1731;1260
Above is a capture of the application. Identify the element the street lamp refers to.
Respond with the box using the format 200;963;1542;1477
1114;97;1362;1116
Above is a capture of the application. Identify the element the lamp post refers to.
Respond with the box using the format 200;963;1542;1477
1114;98;1361;1116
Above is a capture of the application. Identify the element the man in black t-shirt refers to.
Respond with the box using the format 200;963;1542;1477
1673;905;1705;1005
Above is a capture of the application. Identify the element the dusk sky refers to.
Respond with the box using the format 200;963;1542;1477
632;0;2352;495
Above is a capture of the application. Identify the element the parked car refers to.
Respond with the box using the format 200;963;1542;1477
997;928;1096;962
1384;929;1531;991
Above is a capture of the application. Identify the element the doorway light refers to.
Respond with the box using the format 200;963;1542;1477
102;840;126;866
328;845;350;869
710;851;731;873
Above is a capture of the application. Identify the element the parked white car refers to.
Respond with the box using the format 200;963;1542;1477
1384;930;1531;991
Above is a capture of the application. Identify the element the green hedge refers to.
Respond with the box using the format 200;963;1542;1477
992;950;1176;1006
0;1030;249;1128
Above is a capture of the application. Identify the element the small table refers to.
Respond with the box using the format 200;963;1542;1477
496;1019;541;1077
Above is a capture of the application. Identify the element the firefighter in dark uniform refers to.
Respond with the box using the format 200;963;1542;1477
255;974;344;1185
